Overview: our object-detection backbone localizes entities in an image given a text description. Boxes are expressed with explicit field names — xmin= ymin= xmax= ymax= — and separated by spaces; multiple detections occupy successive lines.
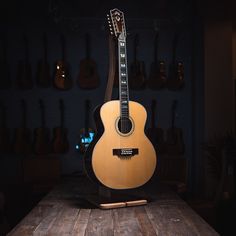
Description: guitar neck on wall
xmin=84 ymin=8 xmax=157 ymax=190
xmin=0 ymin=36 xmax=11 ymax=89
xmin=166 ymin=100 xmax=185 ymax=155
xmin=148 ymin=32 xmax=167 ymax=89
xmin=167 ymin=32 xmax=184 ymax=91
xmin=77 ymin=33 xmax=100 ymax=89
xmin=37 ymin=33 xmax=51 ymax=88
xmin=77 ymin=99 xmax=95 ymax=154
xmin=54 ymin=34 xmax=73 ymax=90
xmin=146 ymin=99 xmax=165 ymax=153
xmin=17 ymin=35 xmax=33 ymax=90
xmin=52 ymin=99 xmax=69 ymax=154
xmin=34 ymin=99 xmax=51 ymax=155
xmin=129 ymin=34 xmax=146 ymax=90
xmin=14 ymin=99 xmax=32 ymax=155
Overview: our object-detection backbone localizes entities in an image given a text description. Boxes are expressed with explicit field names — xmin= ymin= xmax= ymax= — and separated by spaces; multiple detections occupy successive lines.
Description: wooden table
xmin=7 ymin=177 xmax=219 ymax=236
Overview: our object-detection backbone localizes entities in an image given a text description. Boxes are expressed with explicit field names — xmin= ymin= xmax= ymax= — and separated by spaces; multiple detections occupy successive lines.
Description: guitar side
xmin=84 ymin=100 xmax=157 ymax=189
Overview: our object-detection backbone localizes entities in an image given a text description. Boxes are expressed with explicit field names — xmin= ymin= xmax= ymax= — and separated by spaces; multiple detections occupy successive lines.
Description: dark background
xmin=0 ymin=0 xmax=235 ymax=235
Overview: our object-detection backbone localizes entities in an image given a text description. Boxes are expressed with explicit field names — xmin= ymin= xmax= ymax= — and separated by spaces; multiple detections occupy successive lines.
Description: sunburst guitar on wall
xmin=84 ymin=9 xmax=157 ymax=190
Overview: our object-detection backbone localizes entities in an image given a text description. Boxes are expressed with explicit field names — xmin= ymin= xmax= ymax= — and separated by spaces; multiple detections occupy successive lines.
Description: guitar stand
xmin=86 ymin=186 xmax=148 ymax=209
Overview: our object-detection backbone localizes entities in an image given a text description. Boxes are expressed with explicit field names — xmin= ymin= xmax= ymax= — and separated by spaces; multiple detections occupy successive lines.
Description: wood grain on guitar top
xmin=87 ymin=100 xmax=157 ymax=189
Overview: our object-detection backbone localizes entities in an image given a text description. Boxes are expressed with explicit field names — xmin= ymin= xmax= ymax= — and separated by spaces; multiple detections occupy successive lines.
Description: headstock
xmin=107 ymin=8 xmax=126 ymax=40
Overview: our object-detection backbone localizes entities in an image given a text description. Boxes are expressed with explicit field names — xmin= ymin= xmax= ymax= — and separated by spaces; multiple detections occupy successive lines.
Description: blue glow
xmin=76 ymin=132 xmax=95 ymax=151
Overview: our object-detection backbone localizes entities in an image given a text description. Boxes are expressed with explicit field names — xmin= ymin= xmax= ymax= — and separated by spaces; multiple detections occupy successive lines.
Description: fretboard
xmin=118 ymin=39 xmax=129 ymax=118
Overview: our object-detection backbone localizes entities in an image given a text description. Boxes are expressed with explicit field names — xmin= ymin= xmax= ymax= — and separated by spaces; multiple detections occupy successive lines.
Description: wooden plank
xmin=71 ymin=209 xmax=91 ymax=236
xmin=41 ymin=206 xmax=79 ymax=235
xmin=85 ymin=209 xmax=113 ymax=236
xmin=146 ymin=201 xmax=219 ymax=236
xmin=113 ymin=207 xmax=143 ymax=236
xmin=135 ymin=207 xmax=157 ymax=236
xmin=7 ymin=204 xmax=52 ymax=236
xmin=32 ymin=204 xmax=61 ymax=235
xmin=145 ymin=201 xmax=193 ymax=236
xmin=176 ymin=203 xmax=219 ymax=236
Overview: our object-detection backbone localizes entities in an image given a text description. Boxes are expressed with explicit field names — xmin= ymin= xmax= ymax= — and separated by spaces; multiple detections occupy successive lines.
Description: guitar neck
xmin=85 ymin=34 xmax=91 ymax=59
xmin=118 ymin=35 xmax=129 ymax=119
xmin=43 ymin=33 xmax=48 ymax=62
xmin=154 ymin=32 xmax=159 ymax=63
xmin=21 ymin=100 xmax=27 ymax=128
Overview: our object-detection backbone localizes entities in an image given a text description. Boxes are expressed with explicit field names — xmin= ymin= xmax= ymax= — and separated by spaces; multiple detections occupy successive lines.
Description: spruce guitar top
xmin=84 ymin=9 xmax=157 ymax=190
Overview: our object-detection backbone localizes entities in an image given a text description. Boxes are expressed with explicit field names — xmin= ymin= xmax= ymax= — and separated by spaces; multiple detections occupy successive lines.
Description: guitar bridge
xmin=113 ymin=148 xmax=138 ymax=158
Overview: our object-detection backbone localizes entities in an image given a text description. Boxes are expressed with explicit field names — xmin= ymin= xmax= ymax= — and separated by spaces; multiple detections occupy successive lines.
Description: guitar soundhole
xmin=117 ymin=117 xmax=133 ymax=134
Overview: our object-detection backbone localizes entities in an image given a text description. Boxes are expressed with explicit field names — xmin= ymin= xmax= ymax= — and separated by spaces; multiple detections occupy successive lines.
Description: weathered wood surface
xmin=7 ymin=177 xmax=219 ymax=236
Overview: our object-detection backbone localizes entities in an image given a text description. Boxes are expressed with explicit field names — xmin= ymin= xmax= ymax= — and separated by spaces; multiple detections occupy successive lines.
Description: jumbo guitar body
xmin=85 ymin=9 xmax=157 ymax=190
xmin=84 ymin=100 xmax=156 ymax=189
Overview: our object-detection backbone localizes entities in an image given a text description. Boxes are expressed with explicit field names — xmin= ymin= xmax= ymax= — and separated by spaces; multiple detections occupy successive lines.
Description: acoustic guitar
xmin=36 ymin=33 xmax=51 ymax=88
xmin=84 ymin=9 xmax=157 ymax=190
xmin=165 ymin=100 xmax=185 ymax=155
xmin=33 ymin=99 xmax=51 ymax=155
xmin=146 ymin=100 xmax=165 ymax=153
xmin=17 ymin=35 xmax=33 ymax=89
xmin=0 ymin=102 xmax=11 ymax=154
xmin=0 ymin=36 xmax=11 ymax=89
xmin=129 ymin=34 xmax=146 ymax=90
xmin=14 ymin=100 xmax=32 ymax=155
xmin=77 ymin=34 xmax=100 ymax=89
xmin=147 ymin=32 xmax=167 ymax=89
xmin=54 ymin=34 xmax=73 ymax=90
xmin=52 ymin=99 xmax=69 ymax=154
xmin=77 ymin=99 xmax=95 ymax=154
xmin=167 ymin=32 xmax=184 ymax=91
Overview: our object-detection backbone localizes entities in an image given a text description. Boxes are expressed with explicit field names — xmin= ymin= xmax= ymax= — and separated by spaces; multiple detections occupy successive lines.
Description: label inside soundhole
xmin=117 ymin=117 xmax=133 ymax=134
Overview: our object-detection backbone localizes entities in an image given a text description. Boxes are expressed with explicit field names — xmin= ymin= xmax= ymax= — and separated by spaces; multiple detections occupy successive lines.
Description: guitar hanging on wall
xmin=77 ymin=34 xmax=100 ymax=89
xmin=129 ymin=34 xmax=146 ymax=90
xmin=167 ymin=32 xmax=184 ymax=90
xmin=36 ymin=33 xmax=51 ymax=88
xmin=84 ymin=9 xmax=157 ymax=190
xmin=54 ymin=34 xmax=73 ymax=90
xmin=147 ymin=32 xmax=167 ymax=89
xmin=17 ymin=35 xmax=33 ymax=90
